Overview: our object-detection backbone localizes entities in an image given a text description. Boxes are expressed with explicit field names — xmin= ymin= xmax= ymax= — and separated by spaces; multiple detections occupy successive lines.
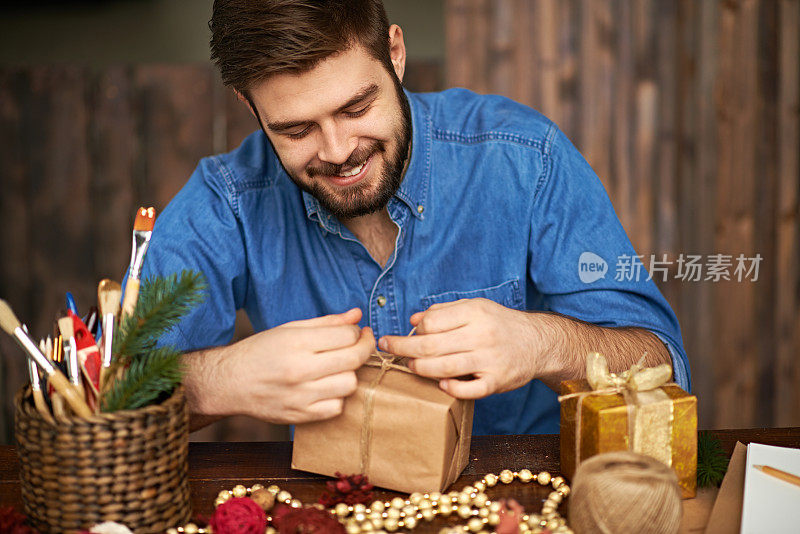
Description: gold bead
xmin=353 ymin=504 xmax=367 ymax=515
xmin=402 ymin=505 xmax=416 ymax=517
xmin=487 ymin=512 xmax=501 ymax=525
xmin=439 ymin=502 xmax=453 ymax=516
xmin=429 ymin=492 xmax=442 ymax=502
xmin=404 ymin=516 xmax=418 ymax=529
xmin=167 ymin=529 xmax=179 ymax=534
xmin=499 ymin=469 xmax=515 ymax=484
xmin=488 ymin=501 xmax=502 ymax=513
xmin=542 ymin=504 xmax=555 ymax=514
xmin=267 ymin=484 xmax=280 ymax=495
xmin=216 ymin=490 xmax=231 ymax=503
xmin=551 ymin=476 xmax=565 ymax=488
xmin=527 ymin=514 xmax=542 ymax=526
xmin=371 ymin=500 xmax=385 ymax=513
xmin=546 ymin=518 xmax=561 ymax=530
xmin=184 ymin=524 xmax=198 ymax=534
xmin=410 ymin=492 xmax=423 ymax=504
xmin=484 ymin=473 xmax=498 ymax=487
xmin=418 ymin=498 xmax=432 ymax=510
xmin=251 ymin=483 xmax=264 ymax=492
xmin=371 ymin=517 xmax=384 ymax=529
xmin=251 ymin=488 xmax=276 ymax=511
xmin=537 ymin=471 xmax=551 ymax=485
xmin=462 ymin=485 xmax=476 ymax=494
xmin=558 ymin=485 xmax=571 ymax=497
xmin=458 ymin=491 xmax=472 ymax=505
xmin=266 ymin=528 xmax=277 ymax=534
xmin=548 ymin=491 xmax=563 ymax=504
xmin=421 ymin=508 xmax=435 ymax=521
xmin=384 ymin=517 xmax=399 ymax=532
xmin=390 ymin=497 xmax=405 ymax=509
xmin=386 ymin=507 xmax=401 ymax=520
xmin=473 ymin=492 xmax=488 ymax=508
xmin=448 ymin=490 xmax=460 ymax=501
xmin=214 ymin=497 xmax=227 ymax=507
xmin=473 ymin=481 xmax=486 ymax=492
xmin=478 ymin=506 xmax=490 ymax=518
xmin=290 ymin=498 xmax=302 ymax=508
xmin=232 ymin=484 xmax=247 ymax=498
xmin=457 ymin=504 xmax=473 ymax=519
xmin=354 ymin=512 xmax=367 ymax=522
xmin=518 ymin=468 xmax=534 ymax=483
xmin=335 ymin=503 xmax=350 ymax=517
xmin=519 ymin=523 xmax=531 ymax=532
xmin=276 ymin=490 xmax=292 ymax=503
xmin=467 ymin=517 xmax=484 ymax=532
xmin=346 ymin=523 xmax=361 ymax=534
xmin=360 ymin=522 xmax=375 ymax=532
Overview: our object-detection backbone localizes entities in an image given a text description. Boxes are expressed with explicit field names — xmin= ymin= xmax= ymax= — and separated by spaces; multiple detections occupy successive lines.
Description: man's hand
xmin=184 ymin=308 xmax=375 ymax=425
xmin=378 ymin=299 xmax=545 ymax=399
xmin=377 ymin=298 xmax=672 ymax=399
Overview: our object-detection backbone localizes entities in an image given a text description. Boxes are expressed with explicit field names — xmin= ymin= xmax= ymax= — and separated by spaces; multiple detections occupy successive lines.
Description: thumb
xmin=285 ymin=307 xmax=362 ymax=328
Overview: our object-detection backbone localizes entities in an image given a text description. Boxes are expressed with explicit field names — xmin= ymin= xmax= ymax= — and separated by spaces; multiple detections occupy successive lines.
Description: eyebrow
xmin=266 ymin=83 xmax=380 ymax=133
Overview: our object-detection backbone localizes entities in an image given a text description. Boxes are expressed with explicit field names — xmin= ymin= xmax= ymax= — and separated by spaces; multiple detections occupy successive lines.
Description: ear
xmin=388 ymin=24 xmax=406 ymax=83
xmin=235 ymin=89 xmax=257 ymax=118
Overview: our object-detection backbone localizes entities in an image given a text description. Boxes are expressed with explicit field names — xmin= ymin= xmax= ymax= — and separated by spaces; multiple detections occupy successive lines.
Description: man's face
xmin=247 ymin=46 xmax=411 ymax=219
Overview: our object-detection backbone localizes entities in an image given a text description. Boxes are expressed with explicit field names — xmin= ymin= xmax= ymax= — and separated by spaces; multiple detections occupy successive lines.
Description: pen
xmin=754 ymin=464 xmax=800 ymax=489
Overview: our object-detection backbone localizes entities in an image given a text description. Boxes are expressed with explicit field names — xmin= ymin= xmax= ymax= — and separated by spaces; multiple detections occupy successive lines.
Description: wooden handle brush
xmin=31 ymin=342 xmax=55 ymax=423
xmin=0 ymin=299 xmax=92 ymax=418
xmin=98 ymin=279 xmax=122 ymax=390
xmin=121 ymin=207 xmax=155 ymax=320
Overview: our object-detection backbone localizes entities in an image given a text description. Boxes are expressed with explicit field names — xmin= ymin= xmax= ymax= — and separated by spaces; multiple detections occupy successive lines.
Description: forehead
xmin=250 ymin=47 xmax=388 ymax=122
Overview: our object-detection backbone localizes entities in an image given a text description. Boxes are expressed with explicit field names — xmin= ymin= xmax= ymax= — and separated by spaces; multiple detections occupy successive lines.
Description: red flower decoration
xmin=210 ymin=497 xmax=267 ymax=534
xmin=318 ymin=472 xmax=374 ymax=507
xmin=0 ymin=506 xmax=38 ymax=534
xmin=271 ymin=503 xmax=345 ymax=533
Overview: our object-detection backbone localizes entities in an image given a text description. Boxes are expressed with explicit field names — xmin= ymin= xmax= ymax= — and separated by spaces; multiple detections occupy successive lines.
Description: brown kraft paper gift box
xmin=560 ymin=378 xmax=697 ymax=499
xmin=292 ymin=357 xmax=474 ymax=493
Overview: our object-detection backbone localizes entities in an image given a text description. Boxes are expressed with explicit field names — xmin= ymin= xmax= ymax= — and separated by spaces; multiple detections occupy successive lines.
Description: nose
xmin=316 ymin=120 xmax=357 ymax=165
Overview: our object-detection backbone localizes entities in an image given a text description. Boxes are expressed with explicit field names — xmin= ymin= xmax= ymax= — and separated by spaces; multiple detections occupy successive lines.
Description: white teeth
xmin=337 ymin=162 xmax=364 ymax=178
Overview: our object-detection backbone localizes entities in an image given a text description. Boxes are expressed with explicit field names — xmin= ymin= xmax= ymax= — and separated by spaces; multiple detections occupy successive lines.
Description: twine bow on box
xmin=559 ymin=352 xmax=675 ymax=466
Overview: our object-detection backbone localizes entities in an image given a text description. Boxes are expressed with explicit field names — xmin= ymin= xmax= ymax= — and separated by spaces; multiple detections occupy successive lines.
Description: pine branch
xmin=102 ymin=347 xmax=184 ymax=412
xmin=697 ymin=432 xmax=729 ymax=487
xmin=115 ymin=270 xmax=207 ymax=361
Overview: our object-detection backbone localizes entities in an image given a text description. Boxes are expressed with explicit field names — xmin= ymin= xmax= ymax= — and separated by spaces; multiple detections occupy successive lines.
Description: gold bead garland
xmin=167 ymin=470 xmax=571 ymax=534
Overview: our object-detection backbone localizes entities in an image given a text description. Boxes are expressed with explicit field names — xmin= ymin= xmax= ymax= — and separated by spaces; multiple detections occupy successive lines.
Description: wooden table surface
xmin=2 ymin=428 xmax=799 ymax=532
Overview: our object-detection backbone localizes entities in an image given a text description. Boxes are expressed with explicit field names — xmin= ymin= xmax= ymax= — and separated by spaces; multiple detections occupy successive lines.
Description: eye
xmin=343 ymin=105 xmax=370 ymax=118
xmin=286 ymin=125 xmax=313 ymax=140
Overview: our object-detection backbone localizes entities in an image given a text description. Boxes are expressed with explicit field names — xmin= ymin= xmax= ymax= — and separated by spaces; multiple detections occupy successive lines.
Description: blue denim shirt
xmin=142 ymin=88 xmax=691 ymax=435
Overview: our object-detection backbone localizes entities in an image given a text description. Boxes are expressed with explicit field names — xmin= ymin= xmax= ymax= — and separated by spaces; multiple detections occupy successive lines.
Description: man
xmin=143 ymin=0 xmax=690 ymax=435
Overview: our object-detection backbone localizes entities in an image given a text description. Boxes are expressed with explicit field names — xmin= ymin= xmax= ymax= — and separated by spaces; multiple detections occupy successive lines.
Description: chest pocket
xmin=421 ymin=279 xmax=523 ymax=310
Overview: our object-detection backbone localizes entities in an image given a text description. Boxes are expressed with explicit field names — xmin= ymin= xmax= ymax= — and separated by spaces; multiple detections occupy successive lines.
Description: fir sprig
xmin=697 ymin=432 xmax=729 ymax=487
xmin=102 ymin=270 xmax=206 ymax=412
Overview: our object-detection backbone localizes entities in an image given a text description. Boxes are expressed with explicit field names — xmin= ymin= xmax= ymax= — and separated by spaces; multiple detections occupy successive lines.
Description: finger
xmin=307 ymin=327 xmax=376 ymax=379
xmin=409 ymin=352 xmax=478 ymax=379
xmin=439 ymin=377 xmax=493 ymax=399
xmin=410 ymin=300 xmax=464 ymax=327
xmin=413 ymin=302 xmax=474 ymax=334
xmin=285 ymin=308 xmax=362 ymax=328
xmin=302 ymin=370 xmax=360 ymax=403
xmin=379 ymin=328 xmax=471 ymax=358
xmin=302 ymin=325 xmax=361 ymax=352
xmin=302 ymin=398 xmax=345 ymax=422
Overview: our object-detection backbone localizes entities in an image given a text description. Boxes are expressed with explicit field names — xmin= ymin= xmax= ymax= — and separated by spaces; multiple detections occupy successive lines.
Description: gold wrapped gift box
xmin=560 ymin=379 xmax=697 ymax=498
xmin=292 ymin=355 xmax=474 ymax=493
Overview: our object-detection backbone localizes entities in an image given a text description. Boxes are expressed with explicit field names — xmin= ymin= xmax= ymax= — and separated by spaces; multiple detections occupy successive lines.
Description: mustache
xmin=306 ymin=141 xmax=384 ymax=177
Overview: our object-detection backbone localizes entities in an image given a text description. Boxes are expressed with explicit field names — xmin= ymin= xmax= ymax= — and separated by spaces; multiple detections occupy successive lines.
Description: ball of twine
xmin=568 ymin=451 xmax=682 ymax=534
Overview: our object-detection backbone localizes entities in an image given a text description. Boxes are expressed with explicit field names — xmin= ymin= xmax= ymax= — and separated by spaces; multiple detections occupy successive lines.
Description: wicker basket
xmin=14 ymin=385 xmax=192 ymax=534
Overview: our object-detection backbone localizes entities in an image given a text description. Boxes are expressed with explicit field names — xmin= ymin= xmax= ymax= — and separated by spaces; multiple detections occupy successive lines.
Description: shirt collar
xmin=301 ymin=89 xmax=431 ymax=229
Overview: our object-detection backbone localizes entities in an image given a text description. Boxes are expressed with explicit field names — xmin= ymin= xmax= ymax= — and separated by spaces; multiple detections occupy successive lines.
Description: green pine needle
xmin=102 ymin=270 xmax=206 ymax=412
xmin=102 ymin=347 xmax=184 ymax=412
xmin=697 ymin=432 xmax=729 ymax=487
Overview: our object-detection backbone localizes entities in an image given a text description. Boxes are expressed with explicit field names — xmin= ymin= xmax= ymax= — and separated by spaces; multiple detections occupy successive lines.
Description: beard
xmin=280 ymin=78 xmax=412 ymax=220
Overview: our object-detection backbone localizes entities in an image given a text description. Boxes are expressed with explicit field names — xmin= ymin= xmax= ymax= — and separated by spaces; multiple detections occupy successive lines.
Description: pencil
xmin=753 ymin=464 xmax=800 ymax=489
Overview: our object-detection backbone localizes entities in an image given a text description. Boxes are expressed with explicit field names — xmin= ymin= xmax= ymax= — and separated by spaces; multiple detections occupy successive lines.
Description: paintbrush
xmin=0 ymin=299 xmax=93 ymax=418
xmin=30 ymin=342 xmax=55 ymax=423
xmin=121 ymin=207 xmax=156 ymax=320
xmin=97 ymin=279 xmax=121 ymax=391
xmin=58 ymin=316 xmax=84 ymax=397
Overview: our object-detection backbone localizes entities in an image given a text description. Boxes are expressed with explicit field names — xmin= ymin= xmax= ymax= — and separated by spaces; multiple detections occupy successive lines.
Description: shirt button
xmin=377 ymin=295 xmax=387 ymax=307
xmin=417 ymin=205 xmax=424 ymax=214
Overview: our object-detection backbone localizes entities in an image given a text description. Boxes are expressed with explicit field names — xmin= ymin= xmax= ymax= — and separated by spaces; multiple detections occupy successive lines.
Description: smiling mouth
xmin=322 ymin=154 xmax=373 ymax=186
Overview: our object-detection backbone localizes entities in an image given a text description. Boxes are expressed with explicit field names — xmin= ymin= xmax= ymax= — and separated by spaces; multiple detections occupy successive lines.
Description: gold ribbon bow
xmin=559 ymin=352 xmax=675 ymax=466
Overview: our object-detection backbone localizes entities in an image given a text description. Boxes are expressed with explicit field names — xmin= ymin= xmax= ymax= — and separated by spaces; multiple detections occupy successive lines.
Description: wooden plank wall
xmin=0 ymin=62 xmax=442 ymax=444
xmin=445 ymin=0 xmax=800 ymax=428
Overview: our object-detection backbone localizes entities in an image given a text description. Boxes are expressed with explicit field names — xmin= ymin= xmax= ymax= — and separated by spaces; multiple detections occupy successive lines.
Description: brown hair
xmin=210 ymin=0 xmax=393 ymax=93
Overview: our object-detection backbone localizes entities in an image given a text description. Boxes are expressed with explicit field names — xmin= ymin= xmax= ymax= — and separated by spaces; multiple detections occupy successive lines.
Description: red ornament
xmin=271 ymin=503 xmax=346 ymax=533
xmin=318 ymin=472 xmax=374 ymax=507
xmin=210 ymin=497 xmax=267 ymax=534
xmin=0 ymin=506 xmax=38 ymax=534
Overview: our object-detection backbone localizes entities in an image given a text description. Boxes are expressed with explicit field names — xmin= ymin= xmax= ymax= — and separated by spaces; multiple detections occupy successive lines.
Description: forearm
xmin=182 ymin=346 xmax=236 ymax=431
xmin=532 ymin=312 xmax=672 ymax=390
